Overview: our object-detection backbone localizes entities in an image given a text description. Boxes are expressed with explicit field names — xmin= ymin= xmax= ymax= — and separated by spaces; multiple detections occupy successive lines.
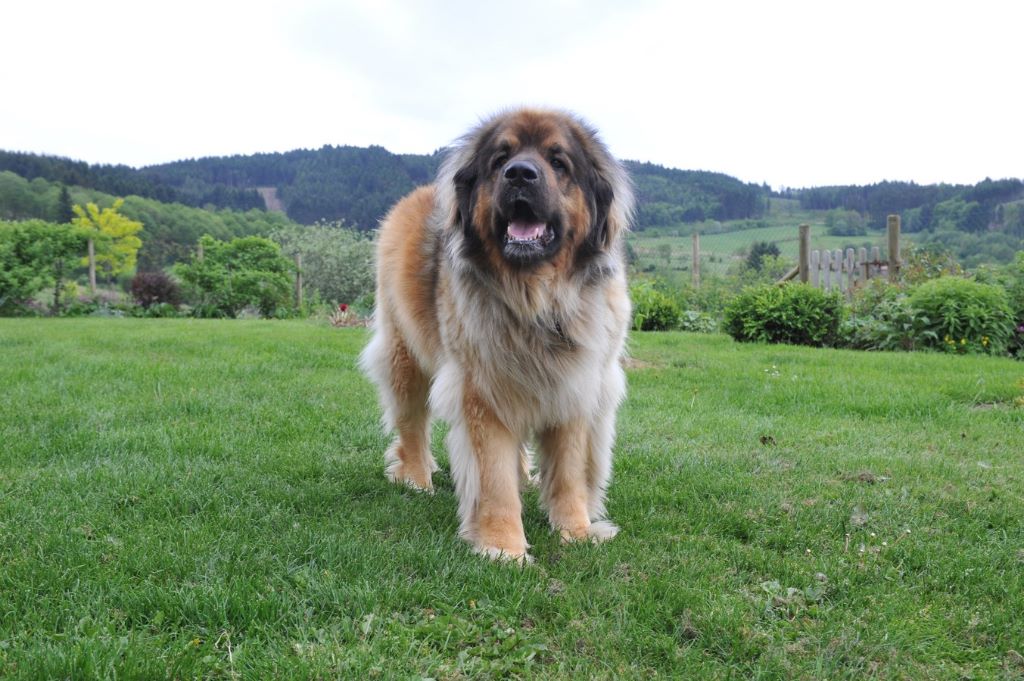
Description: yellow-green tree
xmin=72 ymin=199 xmax=143 ymax=281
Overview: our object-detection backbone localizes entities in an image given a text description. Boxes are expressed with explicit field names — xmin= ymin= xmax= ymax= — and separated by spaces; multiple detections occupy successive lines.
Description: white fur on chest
xmin=431 ymin=267 xmax=624 ymax=436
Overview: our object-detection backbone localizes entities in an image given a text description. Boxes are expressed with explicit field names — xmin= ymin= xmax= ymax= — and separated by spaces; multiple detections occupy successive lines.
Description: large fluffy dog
xmin=360 ymin=108 xmax=633 ymax=562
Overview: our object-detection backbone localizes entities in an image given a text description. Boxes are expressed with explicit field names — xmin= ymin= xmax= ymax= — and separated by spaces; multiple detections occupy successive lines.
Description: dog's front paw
xmin=474 ymin=545 xmax=534 ymax=565
xmin=384 ymin=443 xmax=436 ymax=493
xmin=560 ymin=519 xmax=619 ymax=544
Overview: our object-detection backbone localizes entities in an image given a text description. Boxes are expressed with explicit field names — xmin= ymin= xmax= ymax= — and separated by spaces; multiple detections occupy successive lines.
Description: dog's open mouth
xmin=505 ymin=219 xmax=554 ymax=246
xmin=502 ymin=200 xmax=555 ymax=255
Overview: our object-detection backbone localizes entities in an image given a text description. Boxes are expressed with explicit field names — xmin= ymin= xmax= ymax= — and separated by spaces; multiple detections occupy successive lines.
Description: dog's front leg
xmin=448 ymin=384 xmax=530 ymax=563
xmin=539 ymin=416 xmax=620 ymax=544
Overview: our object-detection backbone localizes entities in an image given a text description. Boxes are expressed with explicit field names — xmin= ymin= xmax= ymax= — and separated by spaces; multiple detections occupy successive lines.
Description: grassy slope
xmin=629 ymin=200 xmax=910 ymax=278
xmin=1 ymin=320 xmax=1022 ymax=679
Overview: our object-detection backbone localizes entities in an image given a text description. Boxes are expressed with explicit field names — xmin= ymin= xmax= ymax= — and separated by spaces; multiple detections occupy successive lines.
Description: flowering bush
xmin=329 ymin=302 xmax=363 ymax=327
xmin=907 ymin=276 xmax=1014 ymax=355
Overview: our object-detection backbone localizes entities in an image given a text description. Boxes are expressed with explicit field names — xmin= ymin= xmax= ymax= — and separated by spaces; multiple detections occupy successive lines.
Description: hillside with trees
xmin=1 ymin=147 xmax=770 ymax=231
xmin=625 ymin=162 xmax=768 ymax=227
xmin=3 ymin=145 xmax=1022 ymax=267
xmin=0 ymin=171 xmax=294 ymax=269
xmin=0 ymin=150 xmax=264 ymax=211
xmin=789 ymin=179 xmax=1024 ymax=266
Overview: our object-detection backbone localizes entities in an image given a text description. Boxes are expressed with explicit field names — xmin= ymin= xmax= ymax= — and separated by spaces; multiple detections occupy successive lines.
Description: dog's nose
xmin=503 ymin=160 xmax=539 ymax=186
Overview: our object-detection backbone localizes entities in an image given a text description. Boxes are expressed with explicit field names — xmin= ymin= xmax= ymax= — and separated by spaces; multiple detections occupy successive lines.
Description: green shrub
xmin=130 ymin=271 xmax=181 ymax=309
xmin=989 ymin=252 xmax=1024 ymax=357
xmin=723 ymin=283 xmax=844 ymax=346
xmin=839 ymin=280 xmax=919 ymax=352
xmin=678 ymin=310 xmax=718 ymax=333
xmin=269 ymin=221 xmax=375 ymax=306
xmin=908 ymin=276 xmax=1014 ymax=355
xmin=840 ymin=295 xmax=919 ymax=351
xmin=630 ymin=280 xmax=682 ymax=331
xmin=174 ymin=235 xmax=294 ymax=318
xmin=1 ymin=219 xmax=88 ymax=315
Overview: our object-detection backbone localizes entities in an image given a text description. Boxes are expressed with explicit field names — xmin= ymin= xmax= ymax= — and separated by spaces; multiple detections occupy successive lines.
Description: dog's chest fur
xmin=434 ymin=247 xmax=628 ymax=434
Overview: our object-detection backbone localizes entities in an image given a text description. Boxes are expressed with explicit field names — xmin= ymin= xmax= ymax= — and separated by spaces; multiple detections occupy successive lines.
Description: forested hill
xmin=625 ymin=162 xmax=768 ymax=226
xmin=792 ymin=179 xmax=1024 ymax=232
xmin=141 ymin=146 xmax=439 ymax=227
xmin=0 ymin=147 xmax=768 ymax=230
xmin=0 ymin=150 xmax=264 ymax=212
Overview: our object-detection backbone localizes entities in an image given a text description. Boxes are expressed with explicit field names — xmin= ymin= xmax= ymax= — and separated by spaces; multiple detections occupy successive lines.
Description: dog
xmin=360 ymin=108 xmax=633 ymax=562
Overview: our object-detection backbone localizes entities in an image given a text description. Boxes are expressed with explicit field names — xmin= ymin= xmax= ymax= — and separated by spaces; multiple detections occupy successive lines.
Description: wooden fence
xmin=779 ymin=215 xmax=901 ymax=297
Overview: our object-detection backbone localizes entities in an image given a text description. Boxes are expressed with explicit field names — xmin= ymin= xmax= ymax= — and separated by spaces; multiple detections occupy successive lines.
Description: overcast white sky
xmin=2 ymin=0 xmax=1020 ymax=188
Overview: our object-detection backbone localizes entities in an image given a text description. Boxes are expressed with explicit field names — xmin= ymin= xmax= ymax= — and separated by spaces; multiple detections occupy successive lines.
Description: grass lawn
xmin=1 ymin=319 xmax=1022 ymax=678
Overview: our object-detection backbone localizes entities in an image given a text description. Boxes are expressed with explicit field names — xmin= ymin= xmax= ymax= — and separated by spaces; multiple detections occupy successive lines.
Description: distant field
xmin=1 ymin=319 xmax=1022 ymax=678
xmin=629 ymin=200 xmax=905 ymax=277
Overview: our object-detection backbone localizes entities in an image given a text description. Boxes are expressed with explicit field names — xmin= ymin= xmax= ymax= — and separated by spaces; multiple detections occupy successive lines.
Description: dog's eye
xmin=491 ymin=153 xmax=508 ymax=172
xmin=550 ymin=156 xmax=567 ymax=173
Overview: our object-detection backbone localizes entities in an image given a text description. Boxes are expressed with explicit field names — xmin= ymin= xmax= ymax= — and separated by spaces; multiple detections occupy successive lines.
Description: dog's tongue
xmin=508 ymin=220 xmax=546 ymax=241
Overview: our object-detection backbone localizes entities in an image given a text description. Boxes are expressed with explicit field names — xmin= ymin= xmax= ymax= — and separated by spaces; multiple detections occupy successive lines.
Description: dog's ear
xmin=581 ymin=152 xmax=633 ymax=254
xmin=452 ymin=163 xmax=478 ymax=230
xmin=585 ymin=171 xmax=616 ymax=251
xmin=572 ymin=119 xmax=633 ymax=253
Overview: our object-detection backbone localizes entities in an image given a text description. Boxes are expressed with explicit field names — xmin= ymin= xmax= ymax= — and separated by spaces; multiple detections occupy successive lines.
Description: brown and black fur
xmin=360 ymin=108 xmax=633 ymax=562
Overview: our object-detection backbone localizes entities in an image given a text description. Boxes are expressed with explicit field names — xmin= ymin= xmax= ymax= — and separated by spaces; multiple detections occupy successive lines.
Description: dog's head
xmin=437 ymin=108 xmax=633 ymax=272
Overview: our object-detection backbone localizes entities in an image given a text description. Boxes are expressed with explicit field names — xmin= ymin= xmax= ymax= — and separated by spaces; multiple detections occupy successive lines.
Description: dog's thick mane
xmin=432 ymin=107 xmax=634 ymax=321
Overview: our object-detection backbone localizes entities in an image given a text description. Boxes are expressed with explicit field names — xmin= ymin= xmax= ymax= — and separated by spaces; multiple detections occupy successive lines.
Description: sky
xmin=2 ymin=0 xmax=1021 ymax=189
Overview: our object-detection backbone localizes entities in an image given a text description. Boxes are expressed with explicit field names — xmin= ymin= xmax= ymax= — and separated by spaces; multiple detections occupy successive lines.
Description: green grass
xmin=1 ymin=319 xmax=1022 ymax=679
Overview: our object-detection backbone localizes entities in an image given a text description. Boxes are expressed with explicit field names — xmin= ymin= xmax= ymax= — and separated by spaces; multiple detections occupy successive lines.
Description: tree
xmin=656 ymin=243 xmax=672 ymax=268
xmin=746 ymin=241 xmax=781 ymax=271
xmin=174 ymin=235 xmax=294 ymax=318
xmin=0 ymin=219 xmax=88 ymax=314
xmin=269 ymin=221 xmax=375 ymax=306
xmin=72 ymin=198 xmax=143 ymax=282
xmin=54 ymin=185 xmax=74 ymax=224
xmin=825 ymin=209 xmax=867 ymax=236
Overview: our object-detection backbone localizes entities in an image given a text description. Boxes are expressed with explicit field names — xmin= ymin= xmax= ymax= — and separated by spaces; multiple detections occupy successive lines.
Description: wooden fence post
xmin=295 ymin=253 xmax=303 ymax=309
xmin=844 ymin=248 xmax=855 ymax=298
xmin=691 ymin=232 xmax=700 ymax=288
xmin=887 ymin=214 xmax=901 ymax=283
xmin=87 ymin=238 xmax=97 ymax=294
xmin=798 ymin=224 xmax=810 ymax=283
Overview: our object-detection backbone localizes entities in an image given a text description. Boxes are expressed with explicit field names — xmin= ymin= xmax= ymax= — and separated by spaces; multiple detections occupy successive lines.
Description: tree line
xmin=1 ymin=147 xmax=771 ymax=231
xmin=790 ymin=178 xmax=1023 ymax=232
xmin=625 ymin=162 xmax=768 ymax=228
xmin=787 ymin=178 xmax=1024 ymax=266
xmin=0 ymin=150 xmax=264 ymax=212
xmin=4 ymin=145 xmax=1021 ymax=267
xmin=0 ymin=171 xmax=293 ymax=270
